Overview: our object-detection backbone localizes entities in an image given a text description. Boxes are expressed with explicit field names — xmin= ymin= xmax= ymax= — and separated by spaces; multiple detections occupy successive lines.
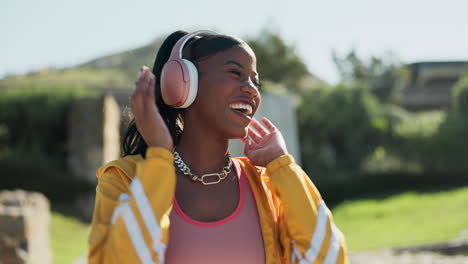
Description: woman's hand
xmin=131 ymin=66 xmax=174 ymax=151
xmin=241 ymin=117 xmax=288 ymax=167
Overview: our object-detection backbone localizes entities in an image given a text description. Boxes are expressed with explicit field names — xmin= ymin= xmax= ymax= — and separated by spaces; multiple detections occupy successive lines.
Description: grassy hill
xmin=0 ymin=36 xmax=166 ymax=91
xmin=75 ymin=36 xmax=165 ymax=81
xmin=0 ymin=68 xmax=133 ymax=91
xmin=1 ymin=32 xmax=326 ymax=94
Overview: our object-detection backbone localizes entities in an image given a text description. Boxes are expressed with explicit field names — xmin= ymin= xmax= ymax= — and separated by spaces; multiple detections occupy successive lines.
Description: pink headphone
xmin=160 ymin=30 xmax=218 ymax=108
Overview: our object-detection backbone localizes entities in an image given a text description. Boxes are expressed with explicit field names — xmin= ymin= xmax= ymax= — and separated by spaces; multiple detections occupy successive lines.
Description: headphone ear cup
xmin=160 ymin=30 xmax=216 ymax=108
xmin=178 ymin=59 xmax=199 ymax=108
xmin=160 ymin=59 xmax=198 ymax=108
xmin=160 ymin=59 xmax=189 ymax=107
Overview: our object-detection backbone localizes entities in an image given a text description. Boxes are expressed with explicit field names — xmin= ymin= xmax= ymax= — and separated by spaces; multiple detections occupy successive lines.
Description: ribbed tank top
xmin=165 ymin=159 xmax=266 ymax=263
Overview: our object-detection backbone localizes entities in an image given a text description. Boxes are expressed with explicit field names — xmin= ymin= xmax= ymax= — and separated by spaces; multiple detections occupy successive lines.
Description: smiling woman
xmin=87 ymin=30 xmax=349 ymax=264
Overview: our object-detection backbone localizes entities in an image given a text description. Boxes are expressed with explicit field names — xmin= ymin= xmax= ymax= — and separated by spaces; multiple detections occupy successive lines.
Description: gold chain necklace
xmin=173 ymin=151 xmax=232 ymax=185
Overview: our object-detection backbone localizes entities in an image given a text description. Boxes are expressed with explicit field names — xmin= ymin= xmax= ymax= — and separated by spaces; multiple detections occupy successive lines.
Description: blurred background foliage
xmin=0 ymin=86 xmax=97 ymax=200
xmin=453 ymin=75 xmax=468 ymax=113
xmin=246 ymin=30 xmax=327 ymax=96
xmin=1 ymin=30 xmax=467 ymax=203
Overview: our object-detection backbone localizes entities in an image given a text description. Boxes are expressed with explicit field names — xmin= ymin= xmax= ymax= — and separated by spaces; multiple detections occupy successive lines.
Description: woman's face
xmin=187 ymin=44 xmax=261 ymax=139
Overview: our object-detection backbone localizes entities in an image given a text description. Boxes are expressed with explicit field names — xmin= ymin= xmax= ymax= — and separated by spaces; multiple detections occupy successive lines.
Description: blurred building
xmin=402 ymin=61 xmax=468 ymax=111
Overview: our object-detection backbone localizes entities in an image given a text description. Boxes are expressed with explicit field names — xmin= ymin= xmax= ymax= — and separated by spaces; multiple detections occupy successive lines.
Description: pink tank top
xmin=165 ymin=159 xmax=266 ymax=264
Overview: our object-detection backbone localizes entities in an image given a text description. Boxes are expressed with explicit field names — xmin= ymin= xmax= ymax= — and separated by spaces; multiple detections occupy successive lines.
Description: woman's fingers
xmin=250 ymin=118 xmax=269 ymax=137
xmin=136 ymin=67 xmax=144 ymax=79
xmin=248 ymin=127 xmax=262 ymax=143
xmin=144 ymin=71 xmax=153 ymax=96
xmin=244 ymin=137 xmax=260 ymax=155
xmin=139 ymin=68 xmax=149 ymax=89
xmin=132 ymin=68 xmax=152 ymax=119
xmin=133 ymin=71 xmax=147 ymax=100
xmin=146 ymin=72 xmax=156 ymax=98
xmin=129 ymin=66 xmax=174 ymax=150
xmin=261 ymin=117 xmax=277 ymax=133
xmin=131 ymin=80 xmax=143 ymax=112
xmin=243 ymin=138 xmax=251 ymax=157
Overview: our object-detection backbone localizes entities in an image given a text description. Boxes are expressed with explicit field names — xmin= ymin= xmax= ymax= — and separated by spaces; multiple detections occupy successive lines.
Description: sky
xmin=2 ymin=0 xmax=468 ymax=84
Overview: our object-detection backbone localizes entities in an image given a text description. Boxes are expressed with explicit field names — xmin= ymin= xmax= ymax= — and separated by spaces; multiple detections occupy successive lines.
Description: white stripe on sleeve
xmin=113 ymin=202 xmax=155 ymax=264
xmin=130 ymin=177 xmax=167 ymax=262
xmin=323 ymin=224 xmax=341 ymax=264
xmin=304 ymin=200 xmax=329 ymax=263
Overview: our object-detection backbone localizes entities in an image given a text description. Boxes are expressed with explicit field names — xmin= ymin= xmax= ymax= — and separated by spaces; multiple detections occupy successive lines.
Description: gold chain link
xmin=174 ymin=151 xmax=232 ymax=185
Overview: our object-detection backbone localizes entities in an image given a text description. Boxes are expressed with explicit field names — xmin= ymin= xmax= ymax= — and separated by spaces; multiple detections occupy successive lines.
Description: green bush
xmin=0 ymin=148 xmax=93 ymax=200
xmin=0 ymin=86 xmax=97 ymax=156
xmin=0 ymin=86 xmax=97 ymax=199
xmin=298 ymin=83 xmax=468 ymax=202
xmin=389 ymin=110 xmax=468 ymax=175
xmin=298 ymin=83 xmax=389 ymax=187
xmin=388 ymin=111 xmax=445 ymax=163
xmin=419 ymin=112 xmax=468 ymax=175
xmin=452 ymin=75 xmax=468 ymax=114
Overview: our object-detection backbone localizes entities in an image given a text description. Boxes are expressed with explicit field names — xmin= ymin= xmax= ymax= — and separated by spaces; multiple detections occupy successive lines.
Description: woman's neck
xmin=175 ymin=120 xmax=230 ymax=176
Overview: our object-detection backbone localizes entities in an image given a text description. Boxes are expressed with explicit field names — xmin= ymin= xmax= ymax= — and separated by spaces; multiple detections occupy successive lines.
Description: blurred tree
xmin=246 ymin=30 xmax=326 ymax=95
xmin=452 ymin=75 xmax=468 ymax=114
xmin=298 ymin=82 xmax=388 ymax=184
xmin=333 ymin=49 xmax=406 ymax=104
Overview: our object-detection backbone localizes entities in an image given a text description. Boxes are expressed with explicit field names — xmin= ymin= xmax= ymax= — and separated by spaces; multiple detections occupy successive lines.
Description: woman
xmin=88 ymin=30 xmax=349 ymax=264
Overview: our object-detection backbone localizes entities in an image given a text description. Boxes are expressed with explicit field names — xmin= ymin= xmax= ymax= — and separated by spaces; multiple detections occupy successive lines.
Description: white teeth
xmin=229 ymin=103 xmax=253 ymax=115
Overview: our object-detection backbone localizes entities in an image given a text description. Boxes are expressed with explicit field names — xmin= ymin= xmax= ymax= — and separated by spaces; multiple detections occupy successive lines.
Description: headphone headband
xmin=170 ymin=30 xmax=218 ymax=59
xmin=161 ymin=30 xmax=219 ymax=109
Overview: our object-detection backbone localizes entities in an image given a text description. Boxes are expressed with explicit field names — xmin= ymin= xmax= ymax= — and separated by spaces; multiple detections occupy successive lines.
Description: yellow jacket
xmin=88 ymin=147 xmax=349 ymax=264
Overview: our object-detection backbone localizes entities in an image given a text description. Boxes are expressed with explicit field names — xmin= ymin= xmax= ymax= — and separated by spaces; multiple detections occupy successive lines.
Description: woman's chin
xmin=227 ymin=126 xmax=248 ymax=139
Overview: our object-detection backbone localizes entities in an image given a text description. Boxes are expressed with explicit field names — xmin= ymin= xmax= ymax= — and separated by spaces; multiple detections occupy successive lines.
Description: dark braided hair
xmin=122 ymin=30 xmax=245 ymax=158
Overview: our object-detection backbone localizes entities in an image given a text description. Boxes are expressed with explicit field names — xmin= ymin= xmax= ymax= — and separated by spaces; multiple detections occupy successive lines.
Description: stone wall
xmin=0 ymin=190 xmax=51 ymax=264
xmin=67 ymin=95 xmax=121 ymax=183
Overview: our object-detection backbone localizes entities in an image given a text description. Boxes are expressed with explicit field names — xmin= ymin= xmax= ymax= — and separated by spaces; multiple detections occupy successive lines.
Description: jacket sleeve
xmin=88 ymin=147 xmax=175 ymax=264
xmin=266 ymin=154 xmax=349 ymax=264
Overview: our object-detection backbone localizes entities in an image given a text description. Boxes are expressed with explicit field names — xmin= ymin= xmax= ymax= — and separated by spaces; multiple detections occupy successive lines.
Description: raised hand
xmin=241 ymin=117 xmax=288 ymax=167
xmin=131 ymin=66 xmax=174 ymax=151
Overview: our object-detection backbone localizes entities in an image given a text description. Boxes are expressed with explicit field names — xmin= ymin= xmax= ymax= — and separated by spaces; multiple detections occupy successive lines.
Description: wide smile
xmin=231 ymin=108 xmax=252 ymax=121
xmin=229 ymin=103 xmax=254 ymax=121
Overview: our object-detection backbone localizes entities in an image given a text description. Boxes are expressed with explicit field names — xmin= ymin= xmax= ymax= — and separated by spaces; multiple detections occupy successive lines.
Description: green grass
xmin=50 ymin=211 xmax=90 ymax=264
xmin=332 ymin=186 xmax=468 ymax=252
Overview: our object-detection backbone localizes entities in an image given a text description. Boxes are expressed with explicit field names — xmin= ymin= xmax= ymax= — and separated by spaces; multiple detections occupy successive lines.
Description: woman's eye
xmin=229 ymin=70 xmax=241 ymax=77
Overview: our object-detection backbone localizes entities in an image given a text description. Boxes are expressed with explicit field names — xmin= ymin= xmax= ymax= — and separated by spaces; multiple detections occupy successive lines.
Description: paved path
xmin=350 ymin=250 xmax=468 ymax=264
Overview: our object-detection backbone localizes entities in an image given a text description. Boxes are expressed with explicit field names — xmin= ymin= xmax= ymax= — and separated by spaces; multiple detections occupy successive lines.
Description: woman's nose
xmin=241 ymin=78 xmax=260 ymax=98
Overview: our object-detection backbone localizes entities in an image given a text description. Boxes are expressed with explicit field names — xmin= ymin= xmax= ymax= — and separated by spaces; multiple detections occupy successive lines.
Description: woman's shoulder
xmin=233 ymin=156 xmax=280 ymax=216
xmin=233 ymin=156 xmax=271 ymax=186
xmin=233 ymin=156 xmax=263 ymax=174
xmin=96 ymin=153 xmax=144 ymax=181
